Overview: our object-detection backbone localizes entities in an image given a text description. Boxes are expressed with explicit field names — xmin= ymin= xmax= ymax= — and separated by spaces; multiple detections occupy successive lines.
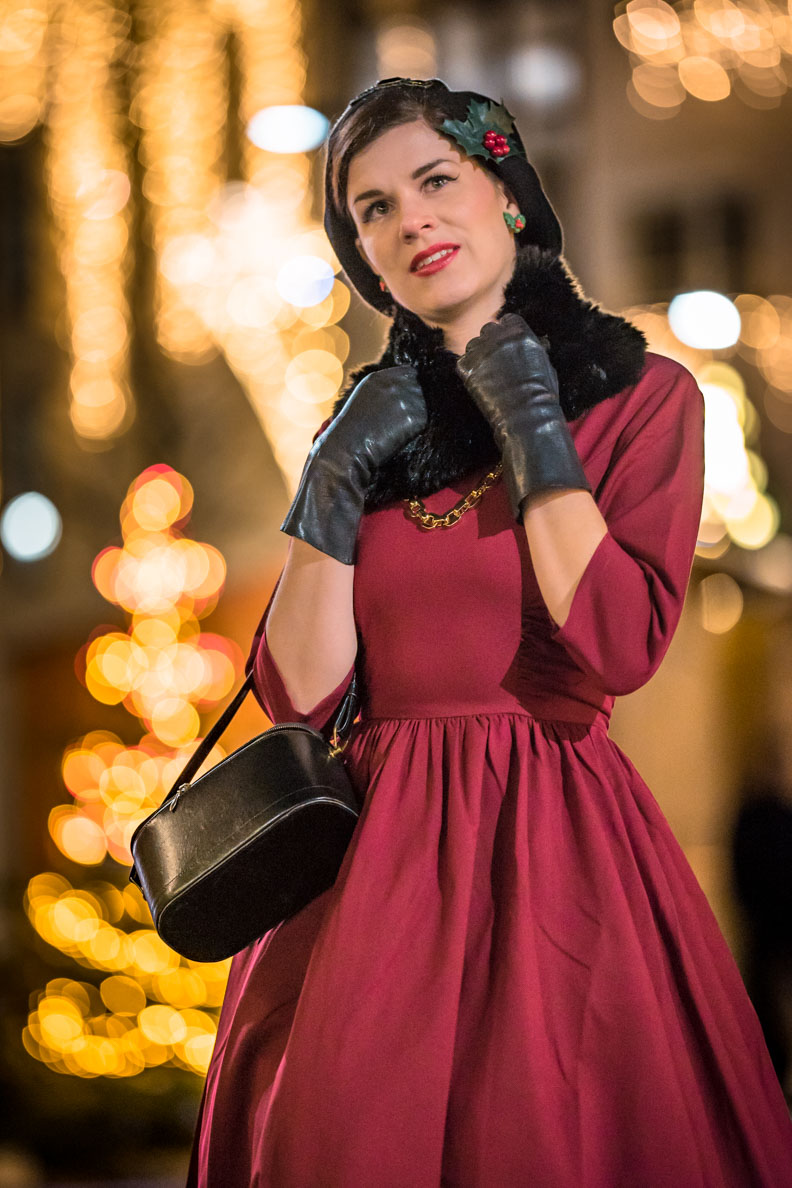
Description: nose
xmin=398 ymin=196 xmax=437 ymax=241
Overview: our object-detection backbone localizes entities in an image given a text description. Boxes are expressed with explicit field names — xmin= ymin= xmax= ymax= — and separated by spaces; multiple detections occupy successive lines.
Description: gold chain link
xmin=404 ymin=462 xmax=503 ymax=530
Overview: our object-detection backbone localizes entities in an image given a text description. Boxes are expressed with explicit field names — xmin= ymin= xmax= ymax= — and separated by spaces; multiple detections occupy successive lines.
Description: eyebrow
xmin=351 ymin=159 xmax=455 ymax=207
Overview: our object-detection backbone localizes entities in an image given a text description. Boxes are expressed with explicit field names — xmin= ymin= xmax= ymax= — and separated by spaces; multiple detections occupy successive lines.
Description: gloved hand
xmin=280 ymin=366 xmax=427 ymax=564
xmin=456 ymin=313 xmax=591 ymax=521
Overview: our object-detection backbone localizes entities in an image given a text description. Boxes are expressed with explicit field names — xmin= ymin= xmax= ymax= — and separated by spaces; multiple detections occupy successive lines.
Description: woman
xmin=187 ymin=78 xmax=792 ymax=1186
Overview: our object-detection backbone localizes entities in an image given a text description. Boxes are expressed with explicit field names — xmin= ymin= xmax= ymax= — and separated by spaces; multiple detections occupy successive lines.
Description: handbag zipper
xmin=164 ymin=723 xmax=334 ymax=813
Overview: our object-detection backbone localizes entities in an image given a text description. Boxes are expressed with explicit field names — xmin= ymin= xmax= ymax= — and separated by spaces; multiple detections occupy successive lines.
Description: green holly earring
xmin=378 ymin=276 xmax=389 ymax=293
xmin=503 ymin=211 xmax=527 ymax=234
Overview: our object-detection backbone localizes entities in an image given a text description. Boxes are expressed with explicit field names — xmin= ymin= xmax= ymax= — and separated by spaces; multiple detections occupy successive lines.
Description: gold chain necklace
xmin=404 ymin=462 xmax=503 ymax=530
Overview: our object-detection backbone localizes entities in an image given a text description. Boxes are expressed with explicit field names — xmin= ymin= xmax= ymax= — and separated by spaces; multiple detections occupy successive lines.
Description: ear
xmin=355 ymin=236 xmax=375 ymax=273
xmin=500 ymin=182 xmax=520 ymax=219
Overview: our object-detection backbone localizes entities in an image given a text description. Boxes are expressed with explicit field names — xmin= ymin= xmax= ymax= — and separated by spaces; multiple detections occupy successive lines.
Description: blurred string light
xmin=43 ymin=0 xmax=135 ymax=445
xmin=0 ymin=0 xmax=48 ymax=143
xmin=622 ymin=288 xmax=790 ymax=562
xmin=16 ymin=0 xmax=350 ymax=489
xmin=0 ymin=492 xmax=62 ymax=561
xmin=127 ymin=0 xmax=351 ymax=490
xmin=132 ymin=0 xmax=229 ymax=362
xmin=613 ymin=0 xmax=792 ymax=118
xmin=204 ymin=0 xmax=347 ymax=486
xmin=23 ymin=466 xmax=243 ymax=1079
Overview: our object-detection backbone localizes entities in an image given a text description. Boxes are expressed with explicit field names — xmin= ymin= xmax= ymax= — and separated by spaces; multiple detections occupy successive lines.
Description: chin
xmin=408 ymin=282 xmax=480 ymax=322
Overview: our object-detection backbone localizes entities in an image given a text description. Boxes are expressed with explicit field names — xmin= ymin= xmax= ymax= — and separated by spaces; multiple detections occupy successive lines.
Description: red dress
xmin=187 ymin=352 xmax=792 ymax=1186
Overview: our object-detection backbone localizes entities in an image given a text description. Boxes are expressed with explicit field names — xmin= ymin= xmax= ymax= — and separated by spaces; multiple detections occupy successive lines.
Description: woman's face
xmin=346 ymin=119 xmax=521 ymax=333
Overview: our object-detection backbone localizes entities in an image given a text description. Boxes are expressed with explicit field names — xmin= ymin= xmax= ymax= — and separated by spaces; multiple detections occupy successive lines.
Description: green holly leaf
xmin=440 ymin=116 xmax=490 ymax=160
xmin=487 ymin=100 xmax=518 ymax=137
xmin=440 ymin=98 xmax=523 ymax=163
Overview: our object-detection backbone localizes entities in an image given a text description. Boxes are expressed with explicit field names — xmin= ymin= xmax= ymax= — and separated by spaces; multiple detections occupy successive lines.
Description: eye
xmin=360 ymin=174 xmax=456 ymax=224
xmin=362 ymin=198 xmax=390 ymax=223
xmin=425 ymin=173 xmax=454 ymax=190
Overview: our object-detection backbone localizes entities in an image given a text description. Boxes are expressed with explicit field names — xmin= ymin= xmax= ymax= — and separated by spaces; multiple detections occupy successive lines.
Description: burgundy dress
xmin=187 ymin=352 xmax=792 ymax=1186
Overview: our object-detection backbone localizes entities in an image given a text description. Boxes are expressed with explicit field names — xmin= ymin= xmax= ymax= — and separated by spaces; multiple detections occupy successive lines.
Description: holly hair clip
xmin=440 ymin=98 xmax=525 ymax=164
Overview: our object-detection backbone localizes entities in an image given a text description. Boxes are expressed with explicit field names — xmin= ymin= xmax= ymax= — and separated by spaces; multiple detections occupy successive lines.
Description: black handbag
xmin=128 ymin=670 xmax=361 ymax=963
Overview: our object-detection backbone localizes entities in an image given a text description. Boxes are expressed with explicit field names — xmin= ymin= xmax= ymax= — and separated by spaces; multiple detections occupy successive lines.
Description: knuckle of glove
xmin=396 ymin=390 xmax=428 ymax=436
xmin=356 ymin=368 xmax=427 ymax=455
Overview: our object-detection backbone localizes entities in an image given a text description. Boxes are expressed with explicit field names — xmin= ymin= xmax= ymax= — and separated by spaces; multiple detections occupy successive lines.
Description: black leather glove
xmin=456 ymin=313 xmax=591 ymax=521
xmin=280 ymin=366 xmax=427 ymax=564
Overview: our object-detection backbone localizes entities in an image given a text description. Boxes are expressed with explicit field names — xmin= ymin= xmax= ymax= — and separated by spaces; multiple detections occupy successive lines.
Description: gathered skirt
xmin=187 ymin=710 xmax=792 ymax=1186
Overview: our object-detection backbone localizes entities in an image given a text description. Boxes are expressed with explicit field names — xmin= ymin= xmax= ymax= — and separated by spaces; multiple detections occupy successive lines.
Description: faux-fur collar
xmin=330 ymin=244 xmax=648 ymax=510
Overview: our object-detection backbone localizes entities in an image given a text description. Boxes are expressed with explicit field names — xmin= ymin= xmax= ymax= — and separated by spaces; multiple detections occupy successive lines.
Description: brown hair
xmin=327 ymin=85 xmax=471 ymax=231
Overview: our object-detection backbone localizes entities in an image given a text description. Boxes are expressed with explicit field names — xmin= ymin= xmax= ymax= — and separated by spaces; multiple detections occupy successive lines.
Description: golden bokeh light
xmin=50 ymin=809 xmax=108 ymax=866
xmin=138 ymin=1003 xmax=187 ymax=1046
xmin=133 ymin=0 xmax=228 ymax=360
xmin=154 ymin=968 xmax=207 ymax=1009
xmin=24 ymin=0 xmax=362 ymax=1081
xmin=631 ymin=62 xmax=687 ymax=107
xmin=698 ymin=572 xmax=745 ymax=634
xmin=125 ymin=0 xmax=352 ymax=493
xmin=24 ymin=870 xmax=231 ymax=1073
xmin=621 ymin=298 xmax=784 ymax=557
xmin=678 ymin=54 xmax=731 ymax=100
xmin=0 ymin=2 xmax=48 ymax=143
xmin=26 ymin=459 xmax=242 ymax=1078
xmin=43 ymin=0 xmax=136 ymax=443
xmin=615 ymin=0 xmax=792 ymax=113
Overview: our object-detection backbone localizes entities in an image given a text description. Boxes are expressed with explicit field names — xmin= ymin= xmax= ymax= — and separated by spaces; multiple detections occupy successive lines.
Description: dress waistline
xmin=351 ymin=706 xmax=611 ymax=743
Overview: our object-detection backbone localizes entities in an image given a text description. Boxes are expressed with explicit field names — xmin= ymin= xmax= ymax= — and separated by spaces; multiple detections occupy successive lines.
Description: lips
xmin=410 ymin=243 xmax=460 ymax=274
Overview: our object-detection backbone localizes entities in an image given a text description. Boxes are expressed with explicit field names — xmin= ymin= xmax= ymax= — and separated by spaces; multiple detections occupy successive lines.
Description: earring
xmin=378 ymin=276 xmax=389 ymax=293
xmin=503 ymin=211 xmax=527 ymax=234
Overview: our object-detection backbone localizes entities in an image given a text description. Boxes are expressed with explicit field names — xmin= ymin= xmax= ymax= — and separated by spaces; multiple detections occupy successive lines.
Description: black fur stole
xmin=330 ymin=244 xmax=648 ymax=509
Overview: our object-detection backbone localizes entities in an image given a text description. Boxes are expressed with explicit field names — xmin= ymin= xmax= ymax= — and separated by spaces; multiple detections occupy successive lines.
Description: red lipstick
xmin=409 ymin=243 xmax=460 ymax=275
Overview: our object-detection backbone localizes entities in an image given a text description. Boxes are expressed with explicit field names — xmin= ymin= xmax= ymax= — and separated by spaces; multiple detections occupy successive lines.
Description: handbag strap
xmin=160 ymin=668 xmax=360 ymax=806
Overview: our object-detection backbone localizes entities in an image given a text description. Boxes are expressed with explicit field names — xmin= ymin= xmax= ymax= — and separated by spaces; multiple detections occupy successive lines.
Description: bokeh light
xmin=668 ymin=291 xmax=741 ymax=350
xmin=507 ymin=44 xmax=583 ymax=108
xmin=620 ymin=297 xmax=784 ymax=559
xmin=0 ymin=492 xmax=62 ymax=561
xmin=44 ymin=0 xmax=136 ymax=444
xmin=0 ymin=2 xmax=48 ymax=143
xmin=276 ymin=256 xmax=336 ymax=307
xmin=24 ymin=463 xmax=241 ymax=1078
xmin=698 ymin=572 xmax=744 ymax=634
xmin=614 ymin=0 xmax=792 ymax=115
xmin=246 ymin=104 xmax=329 ymax=152
xmin=376 ymin=15 xmax=437 ymax=78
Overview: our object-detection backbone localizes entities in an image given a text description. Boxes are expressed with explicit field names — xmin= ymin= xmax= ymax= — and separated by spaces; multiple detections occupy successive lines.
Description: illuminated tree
xmin=23 ymin=464 xmax=243 ymax=1080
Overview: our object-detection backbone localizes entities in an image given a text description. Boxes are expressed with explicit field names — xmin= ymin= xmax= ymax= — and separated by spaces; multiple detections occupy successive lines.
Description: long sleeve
xmin=245 ymin=415 xmax=355 ymax=731
xmin=549 ymin=356 xmax=705 ymax=697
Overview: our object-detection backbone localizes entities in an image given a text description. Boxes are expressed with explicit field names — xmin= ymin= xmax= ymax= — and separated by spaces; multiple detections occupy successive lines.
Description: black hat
xmin=323 ymin=76 xmax=563 ymax=314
